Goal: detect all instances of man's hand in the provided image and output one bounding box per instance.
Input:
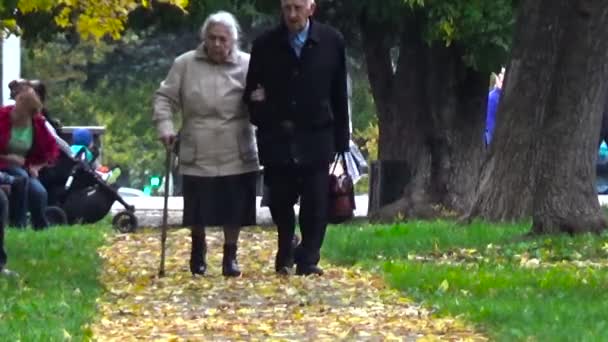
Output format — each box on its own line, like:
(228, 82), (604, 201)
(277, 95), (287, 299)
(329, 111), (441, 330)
(250, 84), (266, 102)
(160, 134), (176, 148)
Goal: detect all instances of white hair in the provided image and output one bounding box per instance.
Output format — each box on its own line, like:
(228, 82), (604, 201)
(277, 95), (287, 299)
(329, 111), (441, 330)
(200, 11), (241, 52)
(281, 0), (315, 5)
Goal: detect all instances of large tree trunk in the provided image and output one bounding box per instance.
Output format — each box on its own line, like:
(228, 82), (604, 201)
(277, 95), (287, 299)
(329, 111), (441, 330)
(469, 0), (608, 234)
(361, 12), (486, 221)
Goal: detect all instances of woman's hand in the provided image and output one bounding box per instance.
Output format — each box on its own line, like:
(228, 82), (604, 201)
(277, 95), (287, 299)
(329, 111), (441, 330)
(1, 154), (25, 166)
(28, 165), (44, 178)
(15, 87), (42, 116)
(160, 134), (176, 148)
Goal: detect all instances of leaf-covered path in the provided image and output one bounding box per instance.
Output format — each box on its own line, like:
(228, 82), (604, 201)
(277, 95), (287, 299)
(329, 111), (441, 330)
(92, 228), (485, 341)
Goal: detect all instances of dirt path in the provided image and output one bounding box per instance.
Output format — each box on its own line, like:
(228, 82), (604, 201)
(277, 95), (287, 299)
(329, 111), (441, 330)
(92, 228), (485, 341)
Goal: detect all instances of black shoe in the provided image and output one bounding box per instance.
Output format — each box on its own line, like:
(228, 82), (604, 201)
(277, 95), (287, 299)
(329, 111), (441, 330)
(275, 251), (294, 274)
(274, 234), (301, 274)
(276, 265), (292, 276)
(295, 264), (324, 276)
(190, 262), (207, 276)
(222, 244), (241, 277)
(190, 237), (206, 276)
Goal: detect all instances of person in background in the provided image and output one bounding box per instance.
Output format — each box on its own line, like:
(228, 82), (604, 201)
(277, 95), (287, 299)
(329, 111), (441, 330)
(153, 11), (260, 277)
(485, 67), (505, 146)
(9, 79), (71, 154)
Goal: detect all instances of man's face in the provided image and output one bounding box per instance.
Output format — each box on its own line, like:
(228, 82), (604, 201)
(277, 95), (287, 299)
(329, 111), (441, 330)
(205, 23), (234, 64)
(281, 0), (315, 33)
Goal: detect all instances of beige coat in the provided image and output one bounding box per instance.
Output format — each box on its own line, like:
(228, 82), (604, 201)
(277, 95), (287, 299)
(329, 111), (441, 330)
(153, 45), (260, 177)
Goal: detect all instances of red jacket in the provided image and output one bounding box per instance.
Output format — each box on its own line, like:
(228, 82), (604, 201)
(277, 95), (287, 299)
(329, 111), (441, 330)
(0, 105), (59, 169)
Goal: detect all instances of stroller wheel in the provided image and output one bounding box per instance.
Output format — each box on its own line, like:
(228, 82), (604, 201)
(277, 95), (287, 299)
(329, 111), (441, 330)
(112, 211), (138, 233)
(45, 206), (68, 226)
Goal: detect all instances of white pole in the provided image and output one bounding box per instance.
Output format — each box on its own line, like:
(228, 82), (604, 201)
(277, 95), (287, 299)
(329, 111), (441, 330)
(2, 34), (21, 106)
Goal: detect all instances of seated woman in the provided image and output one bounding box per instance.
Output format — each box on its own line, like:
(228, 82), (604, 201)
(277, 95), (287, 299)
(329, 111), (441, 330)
(9, 79), (71, 155)
(0, 86), (59, 229)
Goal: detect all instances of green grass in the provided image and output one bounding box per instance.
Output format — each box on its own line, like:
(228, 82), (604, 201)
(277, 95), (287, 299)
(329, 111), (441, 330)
(323, 221), (608, 341)
(0, 224), (108, 340)
(323, 220), (528, 264)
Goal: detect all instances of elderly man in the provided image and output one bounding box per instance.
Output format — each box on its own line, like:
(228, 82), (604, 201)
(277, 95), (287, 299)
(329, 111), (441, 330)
(245, 0), (349, 276)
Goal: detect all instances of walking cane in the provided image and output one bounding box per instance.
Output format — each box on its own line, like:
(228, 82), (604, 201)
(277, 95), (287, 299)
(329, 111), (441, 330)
(158, 144), (172, 277)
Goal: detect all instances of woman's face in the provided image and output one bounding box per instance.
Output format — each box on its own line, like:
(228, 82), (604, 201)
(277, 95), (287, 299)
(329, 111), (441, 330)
(205, 23), (234, 64)
(9, 79), (30, 100)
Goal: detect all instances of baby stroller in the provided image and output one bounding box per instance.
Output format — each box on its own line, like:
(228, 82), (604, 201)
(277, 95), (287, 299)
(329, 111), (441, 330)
(38, 149), (138, 233)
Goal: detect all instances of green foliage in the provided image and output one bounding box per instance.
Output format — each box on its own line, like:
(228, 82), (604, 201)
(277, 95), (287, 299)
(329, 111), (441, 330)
(350, 70), (378, 161)
(354, 175), (369, 195)
(333, 0), (513, 72)
(422, 0), (514, 71)
(1, 0), (189, 40)
(350, 72), (376, 134)
(0, 224), (108, 340)
(46, 79), (164, 188)
(22, 34), (115, 84)
(354, 121), (378, 161)
(324, 221), (608, 341)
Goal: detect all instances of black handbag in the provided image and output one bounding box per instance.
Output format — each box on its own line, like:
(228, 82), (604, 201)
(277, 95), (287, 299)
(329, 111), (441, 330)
(328, 153), (356, 224)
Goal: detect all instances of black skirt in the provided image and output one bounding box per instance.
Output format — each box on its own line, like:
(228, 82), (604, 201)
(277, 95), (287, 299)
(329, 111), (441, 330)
(182, 171), (258, 227)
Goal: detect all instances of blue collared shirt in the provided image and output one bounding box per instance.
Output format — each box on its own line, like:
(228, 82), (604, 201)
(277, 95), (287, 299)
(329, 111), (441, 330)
(290, 20), (310, 58)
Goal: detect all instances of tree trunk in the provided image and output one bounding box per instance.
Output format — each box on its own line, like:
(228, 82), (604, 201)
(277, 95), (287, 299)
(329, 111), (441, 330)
(425, 46), (487, 214)
(469, 0), (608, 234)
(361, 11), (487, 221)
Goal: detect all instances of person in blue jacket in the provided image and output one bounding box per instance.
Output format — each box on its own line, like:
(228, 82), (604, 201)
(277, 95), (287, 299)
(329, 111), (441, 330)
(485, 67), (505, 146)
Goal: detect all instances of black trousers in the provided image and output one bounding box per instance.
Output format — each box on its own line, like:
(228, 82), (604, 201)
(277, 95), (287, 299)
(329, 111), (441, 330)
(0, 189), (9, 269)
(264, 163), (329, 266)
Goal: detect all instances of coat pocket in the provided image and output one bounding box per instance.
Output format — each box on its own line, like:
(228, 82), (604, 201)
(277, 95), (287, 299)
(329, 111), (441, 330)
(237, 126), (258, 162)
(179, 135), (197, 164)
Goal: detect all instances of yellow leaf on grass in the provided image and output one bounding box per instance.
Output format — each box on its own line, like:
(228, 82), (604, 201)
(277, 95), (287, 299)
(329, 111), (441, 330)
(63, 329), (72, 341)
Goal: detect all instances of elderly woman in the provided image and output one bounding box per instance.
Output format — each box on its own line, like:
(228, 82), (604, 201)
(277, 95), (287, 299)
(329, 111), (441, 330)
(153, 11), (259, 277)
(0, 86), (58, 230)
